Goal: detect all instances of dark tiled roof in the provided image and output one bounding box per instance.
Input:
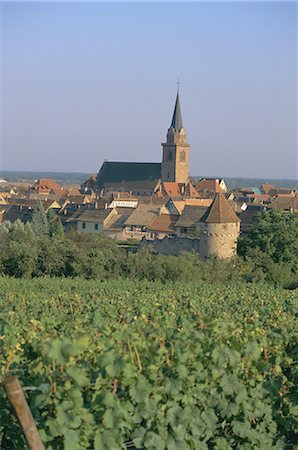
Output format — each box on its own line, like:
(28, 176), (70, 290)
(238, 205), (264, 224)
(134, 196), (167, 206)
(66, 208), (112, 223)
(269, 196), (298, 211)
(175, 205), (208, 228)
(4, 205), (34, 223)
(124, 204), (160, 227)
(171, 92), (183, 131)
(103, 179), (160, 191)
(200, 193), (241, 223)
(106, 207), (135, 230)
(96, 162), (161, 189)
(8, 198), (36, 208)
(268, 188), (296, 196)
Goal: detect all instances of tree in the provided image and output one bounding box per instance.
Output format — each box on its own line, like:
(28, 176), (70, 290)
(47, 209), (64, 239)
(238, 209), (298, 287)
(31, 201), (49, 237)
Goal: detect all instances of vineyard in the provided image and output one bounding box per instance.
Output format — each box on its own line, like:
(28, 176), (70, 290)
(0, 277), (297, 449)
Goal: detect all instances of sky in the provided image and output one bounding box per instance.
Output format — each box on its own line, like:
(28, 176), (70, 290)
(0, 1), (297, 179)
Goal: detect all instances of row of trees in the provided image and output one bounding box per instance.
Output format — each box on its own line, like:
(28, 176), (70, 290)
(0, 207), (297, 288)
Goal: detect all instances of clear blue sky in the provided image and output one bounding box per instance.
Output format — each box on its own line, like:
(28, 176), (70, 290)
(1, 1), (297, 179)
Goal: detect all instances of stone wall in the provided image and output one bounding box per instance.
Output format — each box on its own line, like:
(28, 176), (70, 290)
(139, 236), (200, 255)
(199, 222), (240, 259)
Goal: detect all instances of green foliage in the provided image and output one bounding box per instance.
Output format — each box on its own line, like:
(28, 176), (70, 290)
(0, 208), (297, 288)
(0, 220), (37, 277)
(31, 201), (49, 237)
(0, 279), (297, 449)
(48, 209), (64, 239)
(238, 209), (298, 288)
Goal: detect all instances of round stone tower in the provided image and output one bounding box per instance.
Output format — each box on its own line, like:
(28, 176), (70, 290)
(199, 193), (241, 259)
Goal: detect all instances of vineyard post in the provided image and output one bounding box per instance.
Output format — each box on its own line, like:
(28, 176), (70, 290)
(3, 376), (45, 450)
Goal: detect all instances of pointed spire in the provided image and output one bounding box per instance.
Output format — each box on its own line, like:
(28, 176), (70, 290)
(170, 92), (183, 131)
(200, 193), (241, 224)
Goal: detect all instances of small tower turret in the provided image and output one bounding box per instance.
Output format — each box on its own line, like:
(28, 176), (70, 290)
(199, 193), (241, 259)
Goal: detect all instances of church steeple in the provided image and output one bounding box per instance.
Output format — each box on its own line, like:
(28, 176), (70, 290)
(170, 92), (183, 131)
(161, 89), (190, 184)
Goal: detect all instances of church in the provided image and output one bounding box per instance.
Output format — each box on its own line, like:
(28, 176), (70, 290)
(94, 91), (194, 195)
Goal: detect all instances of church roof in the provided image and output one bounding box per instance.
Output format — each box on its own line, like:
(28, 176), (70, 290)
(200, 192), (240, 224)
(170, 92), (183, 131)
(96, 161), (161, 189)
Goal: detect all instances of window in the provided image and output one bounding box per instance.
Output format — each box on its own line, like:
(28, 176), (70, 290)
(94, 223), (99, 230)
(168, 172), (170, 179)
(179, 150), (186, 162)
(82, 222), (86, 229)
(168, 151), (173, 161)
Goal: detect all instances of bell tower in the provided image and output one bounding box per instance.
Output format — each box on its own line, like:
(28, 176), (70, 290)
(161, 90), (190, 184)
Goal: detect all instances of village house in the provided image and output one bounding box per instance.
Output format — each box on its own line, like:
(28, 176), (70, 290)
(123, 204), (162, 240)
(147, 214), (179, 240)
(65, 208), (118, 234)
(195, 178), (228, 195)
(0, 195), (8, 206)
(268, 195), (298, 212)
(80, 175), (97, 194)
(160, 182), (200, 198)
(2, 205), (34, 224)
(108, 196), (139, 209)
(8, 197), (61, 213)
(104, 207), (136, 240)
(30, 178), (65, 196)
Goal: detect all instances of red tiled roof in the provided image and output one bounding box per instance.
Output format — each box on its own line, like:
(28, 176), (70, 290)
(184, 183), (200, 197)
(148, 214), (179, 233)
(161, 182), (200, 198)
(261, 183), (275, 194)
(253, 194), (271, 202)
(161, 182), (181, 197)
(195, 179), (223, 193)
(31, 178), (63, 194)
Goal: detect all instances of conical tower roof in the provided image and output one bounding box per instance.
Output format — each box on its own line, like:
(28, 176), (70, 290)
(170, 92), (183, 131)
(200, 192), (240, 223)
